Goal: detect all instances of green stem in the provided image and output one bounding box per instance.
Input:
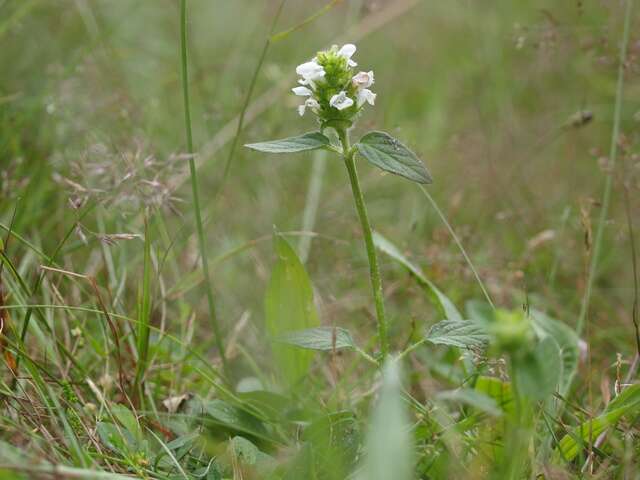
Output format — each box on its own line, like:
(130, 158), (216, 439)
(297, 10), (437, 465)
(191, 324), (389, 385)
(338, 128), (388, 361)
(576, 0), (633, 336)
(179, 0), (229, 379)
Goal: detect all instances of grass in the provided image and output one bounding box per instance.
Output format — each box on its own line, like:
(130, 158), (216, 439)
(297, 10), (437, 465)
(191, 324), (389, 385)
(1, 0), (640, 479)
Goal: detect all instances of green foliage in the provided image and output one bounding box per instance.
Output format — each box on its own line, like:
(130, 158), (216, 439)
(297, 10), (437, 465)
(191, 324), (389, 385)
(264, 234), (320, 387)
(245, 132), (331, 153)
(276, 326), (355, 351)
(373, 231), (462, 321)
(554, 384), (640, 462)
(425, 319), (489, 348)
(1, 1), (638, 479)
(355, 359), (414, 480)
(355, 131), (432, 184)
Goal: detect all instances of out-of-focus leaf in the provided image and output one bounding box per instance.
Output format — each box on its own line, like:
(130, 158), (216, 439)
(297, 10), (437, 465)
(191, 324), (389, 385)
(276, 326), (355, 351)
(111, 404), (141, 442)
(355, 131), (432, 184)
(426, 320), (489, 349)
(204, 399), (270, 442)
(245, 132), (330, 153)
(554, 384), (640, 462)
(264, 234), (320, 386)
(512, 336), (561, 401)
(474, 376), (514, 416)
(530, 309), (580, 396)
(96, 422), (134, 455)
(355, 358), (414, 480)
(436, 388), (502, 417)
(374, 232), (462, 321)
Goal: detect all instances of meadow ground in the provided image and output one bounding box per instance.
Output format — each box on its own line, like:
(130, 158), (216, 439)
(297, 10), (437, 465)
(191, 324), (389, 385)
(1, 1), (640, 478)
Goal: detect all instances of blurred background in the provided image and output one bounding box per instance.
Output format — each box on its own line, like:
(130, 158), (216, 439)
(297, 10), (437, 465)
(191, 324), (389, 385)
(1, 0), (639, 373)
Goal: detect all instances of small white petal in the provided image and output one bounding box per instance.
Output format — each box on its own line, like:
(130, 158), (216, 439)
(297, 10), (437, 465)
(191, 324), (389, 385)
(347, 59), (357, 67)
(305, 98), (320, 110)
(296, 61), (326, 82)
(329, 91), (354, 111)
(352, 70), (374, 89)
(357, 88), (376, 107)
(298, 98), (320, 116)
(338, 43), (356, 59)
(292, 86), (313, 96)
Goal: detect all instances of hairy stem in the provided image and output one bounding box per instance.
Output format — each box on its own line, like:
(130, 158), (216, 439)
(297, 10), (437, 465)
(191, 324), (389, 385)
(338, 128), (388, 360)
(180, 0), (229, 379)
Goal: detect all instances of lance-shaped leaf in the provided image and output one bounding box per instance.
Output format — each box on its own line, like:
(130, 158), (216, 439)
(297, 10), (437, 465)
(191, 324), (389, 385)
(276, 326), (355, 351)
(373, 232), (462, 321)
(264, 235), (320, 387)
(245, 132), (331, 153)
(554, 384), (640, 462)
(355, 131), (432, 184)
(425, 319), (489, 349)
(355, 358), (414, 480)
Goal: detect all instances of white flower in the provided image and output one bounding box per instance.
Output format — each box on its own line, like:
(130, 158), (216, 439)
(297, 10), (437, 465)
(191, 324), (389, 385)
(337, 43), (357, 67)
(298, 98), (320, 116)
(296, 60), (325, 84)
(292, 86), (313, 96)
(352, 70), (374, 89)
(356, 88), (376, 107)
(329, 91), (354, 110)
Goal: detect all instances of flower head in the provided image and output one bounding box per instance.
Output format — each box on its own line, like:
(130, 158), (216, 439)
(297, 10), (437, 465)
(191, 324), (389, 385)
(292, 43), (376, 126)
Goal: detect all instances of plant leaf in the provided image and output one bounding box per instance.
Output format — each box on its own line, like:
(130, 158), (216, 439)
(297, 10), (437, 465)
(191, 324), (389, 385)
(264, 234), (320, 387)
(474, 376), (514, 416)
(554, 384), (640, 462)
(276, 326), (355, 351)
(374, 232), (462, 321)
(530, 309), (580, 397)
(426, 320), (489, 349)
(355, 131), (432, 184)
(245, 132), (331, 153)
(436, 388), (502, 417)
(204, 399), (270, 442)
(355, 358), (414, 480)
(512, 336), (561, 401)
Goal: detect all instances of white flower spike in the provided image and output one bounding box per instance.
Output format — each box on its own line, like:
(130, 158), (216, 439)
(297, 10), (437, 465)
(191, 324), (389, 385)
(298, 98), (320, 116)
(352, 71), (374, 89)
(357, 88), (376, 107)
(337, 44), (357, 67)
(330, 91), (354, 111)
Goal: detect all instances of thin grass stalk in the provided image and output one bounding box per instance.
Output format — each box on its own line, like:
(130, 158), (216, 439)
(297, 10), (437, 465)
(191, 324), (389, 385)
(576, 0), (633, 336)
(179, 0), (229, 379)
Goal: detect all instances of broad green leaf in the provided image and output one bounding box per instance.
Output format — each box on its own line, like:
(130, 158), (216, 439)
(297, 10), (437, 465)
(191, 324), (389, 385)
(355, 131), (432, 184)
(96, 422), (135, 455)
(426, 320), (489, 349)
(436, 388), (502, 417)
(276, 326), (355, 351)
(530, 309), (580, 397)
(512, 336), (561, 401)
(303, 411), (361, 479)
(554, 384), (640, 462)
(373, 232), (462, 321)
(111, 404), (141, 442)
(474, 376), (514, 416)
(264, 235), (320, 386)
(204, 399), (270, 442)
(229, 436), (275, 469)
(245, 132), (330, 153)
(356, 359), (414, 480)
